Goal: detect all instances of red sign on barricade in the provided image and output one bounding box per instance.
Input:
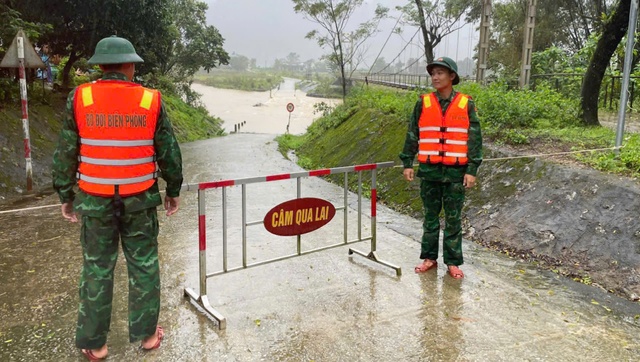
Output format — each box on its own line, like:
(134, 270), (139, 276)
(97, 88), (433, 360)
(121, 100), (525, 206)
(263, 197), (336, 236)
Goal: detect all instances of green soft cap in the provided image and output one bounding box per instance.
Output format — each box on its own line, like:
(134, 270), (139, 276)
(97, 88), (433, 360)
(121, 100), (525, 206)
(426, 56), (460, 85)
(87, 35), (144, 65)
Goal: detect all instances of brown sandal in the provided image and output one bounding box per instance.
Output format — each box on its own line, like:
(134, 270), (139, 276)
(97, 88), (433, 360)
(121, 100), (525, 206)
(447, 265), (464, 279)
(414, 260), (438, 274)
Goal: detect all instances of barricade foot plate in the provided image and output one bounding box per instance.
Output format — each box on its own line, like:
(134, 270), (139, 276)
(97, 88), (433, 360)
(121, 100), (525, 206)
(184, 288), (227, 330)
(348, 248), (402, 276)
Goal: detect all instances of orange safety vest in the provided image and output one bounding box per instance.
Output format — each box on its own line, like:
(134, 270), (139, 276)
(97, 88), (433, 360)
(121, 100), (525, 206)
(74, 80), (160, 197)
(417, 92), (470, 166)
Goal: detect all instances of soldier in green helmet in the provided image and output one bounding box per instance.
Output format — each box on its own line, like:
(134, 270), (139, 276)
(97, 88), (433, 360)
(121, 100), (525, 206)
(399, 56), (483, 279)
(52, 35), (183, 360)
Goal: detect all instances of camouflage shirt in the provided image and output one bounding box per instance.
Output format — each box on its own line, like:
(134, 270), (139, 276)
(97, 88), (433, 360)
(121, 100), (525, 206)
(399, 90), (483, 182)
(52, 72), (183, 216)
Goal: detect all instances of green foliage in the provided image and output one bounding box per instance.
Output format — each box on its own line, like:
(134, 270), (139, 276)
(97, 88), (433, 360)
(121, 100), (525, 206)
(306, 102), (358, 138)
(457, 82), (580, 144)
(346, 86), (417, 115)
(158, 0), (230, 78)
(0, 5), (50, 57)
(229, 55), (250, 72)
(532, 46), (571, 75)
(4, 0), (228, 92)
(275, 134), (307, 159)
(52, 57), (99, 87)
(140, 73), (178, 97)
(575, 133), (640, 177)
(312, 101), (335, 117)
(306, 76), (345, 98)
(162, 93), (225, 142)
(305, 83), (580, 149)
(193, 71), (282, 92)
(0, 79), (19, 103)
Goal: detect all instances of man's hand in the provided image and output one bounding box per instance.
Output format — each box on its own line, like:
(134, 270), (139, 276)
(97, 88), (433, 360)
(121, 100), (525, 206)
(463, 174), (476, 189)
(403, 168), (414, 181)
(61, 202), (78, 223)
(164, 196), (180, 216)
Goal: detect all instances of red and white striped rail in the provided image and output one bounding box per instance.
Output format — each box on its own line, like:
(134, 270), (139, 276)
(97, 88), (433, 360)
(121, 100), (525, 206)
(182, 163), (390, 191)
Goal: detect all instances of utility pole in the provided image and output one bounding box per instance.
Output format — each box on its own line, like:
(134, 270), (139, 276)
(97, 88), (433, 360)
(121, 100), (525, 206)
(519, 0), (537, 88)
(615, 0), (640, 154)
(476, 0), (492, 84)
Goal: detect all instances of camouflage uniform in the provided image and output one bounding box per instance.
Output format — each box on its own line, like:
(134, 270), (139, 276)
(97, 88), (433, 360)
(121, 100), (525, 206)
(52, 72), (183, 349)
(399, 90), (482, 266)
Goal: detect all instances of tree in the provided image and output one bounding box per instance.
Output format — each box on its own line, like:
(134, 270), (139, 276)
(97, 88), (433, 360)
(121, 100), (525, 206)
(293, 0), (388, 100)
(6, 0), (175, 88)
(370, 56), (388, 73)
(580, 0), (631, 126)
(558, 0), (611, 51)
(0, 4), (50, 56)
(4, 0), (228, 89)
(472, 0), (612, 80)
(286, 52), (301, 66)
(484, 0), (572, 79)
(398, 0), (475, 65)
(156, 0), (229, 79)
(229, 54), (250, 71)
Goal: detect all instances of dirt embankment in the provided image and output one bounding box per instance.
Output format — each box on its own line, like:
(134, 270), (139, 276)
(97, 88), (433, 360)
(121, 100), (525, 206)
(465, 146), (640, 300)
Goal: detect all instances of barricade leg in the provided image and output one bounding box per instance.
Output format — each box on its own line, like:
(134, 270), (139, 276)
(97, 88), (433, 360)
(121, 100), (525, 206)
(349, 169), (402, 276)
(184, 188), (227, 329)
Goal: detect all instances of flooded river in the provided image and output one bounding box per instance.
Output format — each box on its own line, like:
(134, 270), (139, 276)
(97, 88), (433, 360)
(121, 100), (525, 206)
(1, 81), (640, 361)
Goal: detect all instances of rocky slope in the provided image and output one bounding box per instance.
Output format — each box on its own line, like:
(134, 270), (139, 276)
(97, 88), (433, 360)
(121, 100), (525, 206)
(466, 147), (640, 300)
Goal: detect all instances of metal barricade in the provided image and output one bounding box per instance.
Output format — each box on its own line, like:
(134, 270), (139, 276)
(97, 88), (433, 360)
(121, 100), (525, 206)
(182, 162), (401, 329)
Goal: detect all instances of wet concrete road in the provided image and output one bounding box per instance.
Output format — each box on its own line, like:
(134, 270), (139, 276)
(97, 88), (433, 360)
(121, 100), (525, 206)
(2, 84), (640, 361)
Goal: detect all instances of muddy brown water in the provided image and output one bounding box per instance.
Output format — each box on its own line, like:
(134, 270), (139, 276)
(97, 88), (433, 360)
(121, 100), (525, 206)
(1, 82), (640, 361)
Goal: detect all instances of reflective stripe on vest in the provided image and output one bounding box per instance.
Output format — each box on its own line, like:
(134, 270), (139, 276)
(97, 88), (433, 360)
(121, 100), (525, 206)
(419, 126), (467, 133)
(419, 139), (468, 145)
(74, 80), (160, 197)
(79, 155), (155, 166)
(76, 172), (158, 185)
(419, 151), (467, 157)
(417, 92), (470, 165)
(80, 138), (154, 147)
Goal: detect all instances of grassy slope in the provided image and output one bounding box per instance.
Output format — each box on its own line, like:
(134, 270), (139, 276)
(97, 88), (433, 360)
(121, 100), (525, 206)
(296, 105), (423, 219)
(294, 83), (640, 219)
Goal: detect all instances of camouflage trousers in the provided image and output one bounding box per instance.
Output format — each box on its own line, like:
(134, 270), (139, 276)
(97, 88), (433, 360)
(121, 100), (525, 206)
(419, 179), (465, 266)
(75, 207), (160, 349)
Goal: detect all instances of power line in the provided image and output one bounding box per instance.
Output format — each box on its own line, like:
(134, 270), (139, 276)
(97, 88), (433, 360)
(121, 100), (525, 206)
(372, 28), (421, 75)
(367, 15), (403, 76)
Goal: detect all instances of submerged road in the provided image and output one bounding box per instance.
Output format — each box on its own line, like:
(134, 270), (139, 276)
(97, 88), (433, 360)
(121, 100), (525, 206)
(1, 82), (640, 361)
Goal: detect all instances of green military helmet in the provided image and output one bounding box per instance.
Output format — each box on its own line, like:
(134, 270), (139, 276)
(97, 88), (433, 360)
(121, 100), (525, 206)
(87, 35), (144, 65)
(426, 56), (460, 85)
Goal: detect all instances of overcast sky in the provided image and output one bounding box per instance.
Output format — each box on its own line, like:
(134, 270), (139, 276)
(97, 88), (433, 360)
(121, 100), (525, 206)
(204, 0), (477, 69)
